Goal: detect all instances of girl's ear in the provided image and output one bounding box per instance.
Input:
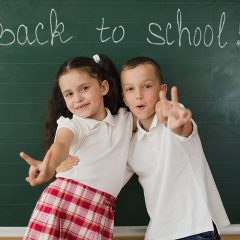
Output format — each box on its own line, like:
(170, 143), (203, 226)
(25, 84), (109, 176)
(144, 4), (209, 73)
(101, 80), (109, 96)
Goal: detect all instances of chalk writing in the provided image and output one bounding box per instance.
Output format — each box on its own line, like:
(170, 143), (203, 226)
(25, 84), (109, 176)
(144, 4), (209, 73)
(147, 9), (227, 48)
(0, 9), (73, 46)
(96, 18), (125, 43)
(236, 24), (240, 47)
(0, 8), (238, 49)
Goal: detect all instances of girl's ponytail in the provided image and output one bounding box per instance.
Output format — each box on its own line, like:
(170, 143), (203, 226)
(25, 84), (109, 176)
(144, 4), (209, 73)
(97, 54), (124, 114)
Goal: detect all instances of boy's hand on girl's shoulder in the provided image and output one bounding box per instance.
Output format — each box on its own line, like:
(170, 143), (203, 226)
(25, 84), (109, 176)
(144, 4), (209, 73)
(56, 155), (79, 173)
(20, 150), (54, 186)
(155, 86), (193, 137)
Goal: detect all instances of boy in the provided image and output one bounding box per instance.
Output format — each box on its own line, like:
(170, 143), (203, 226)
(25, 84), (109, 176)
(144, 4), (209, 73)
(121, 57), (229, 239)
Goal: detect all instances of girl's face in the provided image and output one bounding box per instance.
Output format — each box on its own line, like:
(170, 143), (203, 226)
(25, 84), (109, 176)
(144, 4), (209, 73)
(59, 69), (109, 120)
(121, 63), (164, 131)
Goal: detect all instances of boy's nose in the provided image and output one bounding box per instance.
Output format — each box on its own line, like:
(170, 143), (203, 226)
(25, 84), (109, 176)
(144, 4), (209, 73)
(135, 90), (143, 100)
(136, 96), (143, 100)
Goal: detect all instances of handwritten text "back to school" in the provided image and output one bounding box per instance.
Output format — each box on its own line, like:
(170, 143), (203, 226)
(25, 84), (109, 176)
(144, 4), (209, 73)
(0, 8), (236, 48)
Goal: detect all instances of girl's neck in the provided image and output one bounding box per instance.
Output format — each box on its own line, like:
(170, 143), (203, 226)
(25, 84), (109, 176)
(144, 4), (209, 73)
(91, 107), (107, 121)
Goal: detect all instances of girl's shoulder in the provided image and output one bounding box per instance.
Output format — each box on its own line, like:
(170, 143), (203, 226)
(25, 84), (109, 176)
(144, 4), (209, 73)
(56, 116), (87, 148)
(56, 116), (85, 134)
(112, 108), (133, 127)
(57, 116), (73, 126)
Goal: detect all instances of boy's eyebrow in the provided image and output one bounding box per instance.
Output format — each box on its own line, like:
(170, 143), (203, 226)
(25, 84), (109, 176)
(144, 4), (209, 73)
(142, 78), (155, 82)
(122, 83), (132, 86)
(123, 78), (154, 85)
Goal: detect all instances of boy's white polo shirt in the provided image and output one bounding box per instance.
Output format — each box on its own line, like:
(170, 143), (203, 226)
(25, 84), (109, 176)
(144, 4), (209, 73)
(56, 108), (133, 197)
(127, 115), (230, 239)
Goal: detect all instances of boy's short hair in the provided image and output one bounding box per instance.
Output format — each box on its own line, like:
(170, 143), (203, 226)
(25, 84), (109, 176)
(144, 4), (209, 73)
(121, 56), (164, 83)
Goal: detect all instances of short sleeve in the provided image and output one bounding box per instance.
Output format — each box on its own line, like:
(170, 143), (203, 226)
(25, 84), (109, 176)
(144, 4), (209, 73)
(55, 117), (79, 152)
(56, 117), (77, 136)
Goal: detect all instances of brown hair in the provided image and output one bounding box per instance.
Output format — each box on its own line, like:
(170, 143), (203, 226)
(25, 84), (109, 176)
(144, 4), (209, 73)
(121, 56), (164, 83)
(44, 54), (123, 152)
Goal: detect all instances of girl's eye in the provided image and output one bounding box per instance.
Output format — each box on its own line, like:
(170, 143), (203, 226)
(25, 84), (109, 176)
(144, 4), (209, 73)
(65, 92), (73, 98)
(81, 86), (89, 92)
(125, 87), (134, 92)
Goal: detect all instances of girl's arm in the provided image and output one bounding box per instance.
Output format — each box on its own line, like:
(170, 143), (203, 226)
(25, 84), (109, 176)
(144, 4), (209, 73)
(20, 128), (74, 186)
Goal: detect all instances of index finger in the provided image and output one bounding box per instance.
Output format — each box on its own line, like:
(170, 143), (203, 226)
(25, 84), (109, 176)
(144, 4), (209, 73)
(20, 152), (37, 166)
(159, 86), (169, 106)
(171, 86), (179, 106)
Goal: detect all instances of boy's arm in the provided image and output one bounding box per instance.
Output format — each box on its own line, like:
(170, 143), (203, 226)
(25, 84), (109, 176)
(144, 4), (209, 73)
(56, 155), (79, 173)
(20, 128), (74, 186)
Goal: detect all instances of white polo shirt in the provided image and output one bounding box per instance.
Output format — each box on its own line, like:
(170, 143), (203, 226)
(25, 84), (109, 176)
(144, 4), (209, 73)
(125, 115), (230, 239)
(56, 108), (133, 197)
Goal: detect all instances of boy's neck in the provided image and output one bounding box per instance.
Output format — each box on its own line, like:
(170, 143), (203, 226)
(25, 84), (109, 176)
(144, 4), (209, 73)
(139, 115), (155, 132)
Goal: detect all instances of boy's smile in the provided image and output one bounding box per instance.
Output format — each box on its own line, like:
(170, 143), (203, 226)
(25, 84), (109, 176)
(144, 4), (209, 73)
(121, 63), (163, 131)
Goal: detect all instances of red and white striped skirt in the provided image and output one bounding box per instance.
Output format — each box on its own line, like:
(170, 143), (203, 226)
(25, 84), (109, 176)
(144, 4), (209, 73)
(24, 177), (116, 240)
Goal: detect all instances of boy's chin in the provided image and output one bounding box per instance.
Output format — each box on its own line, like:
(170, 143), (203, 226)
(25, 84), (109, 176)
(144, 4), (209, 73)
(134, 112), (155, 122)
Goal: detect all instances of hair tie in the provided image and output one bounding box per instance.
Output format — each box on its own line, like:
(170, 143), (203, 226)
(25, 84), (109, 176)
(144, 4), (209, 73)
(93, 54), (101, 64)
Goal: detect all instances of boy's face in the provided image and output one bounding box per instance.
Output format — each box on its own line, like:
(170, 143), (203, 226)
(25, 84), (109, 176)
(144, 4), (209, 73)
(121, 63), (163, 129)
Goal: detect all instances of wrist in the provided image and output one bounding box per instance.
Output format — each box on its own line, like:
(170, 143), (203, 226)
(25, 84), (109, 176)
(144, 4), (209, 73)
(181, 121), (193, 137)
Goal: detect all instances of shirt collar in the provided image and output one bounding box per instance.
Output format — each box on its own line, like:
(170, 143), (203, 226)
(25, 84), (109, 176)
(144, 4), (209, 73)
(136, 114), (159, 140)
(73, 108), (114, 129)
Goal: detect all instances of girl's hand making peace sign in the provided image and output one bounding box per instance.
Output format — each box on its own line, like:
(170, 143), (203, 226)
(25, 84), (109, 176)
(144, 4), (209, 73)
(20, 150), (53, 186)
(155, 86), (193, 137)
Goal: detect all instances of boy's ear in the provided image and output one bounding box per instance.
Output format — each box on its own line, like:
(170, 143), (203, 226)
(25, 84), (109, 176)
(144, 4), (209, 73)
(160, 84), (167, 96)
(101, 80), (109, 96)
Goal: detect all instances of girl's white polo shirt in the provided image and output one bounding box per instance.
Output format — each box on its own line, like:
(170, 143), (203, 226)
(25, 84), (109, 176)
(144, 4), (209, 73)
(56, 108), (132, 197)
(126, 115), (230, 239)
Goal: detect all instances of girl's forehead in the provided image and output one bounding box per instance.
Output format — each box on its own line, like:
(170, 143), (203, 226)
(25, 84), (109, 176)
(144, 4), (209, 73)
(60, 69), (94, 81)
(59, 70), (97, 87)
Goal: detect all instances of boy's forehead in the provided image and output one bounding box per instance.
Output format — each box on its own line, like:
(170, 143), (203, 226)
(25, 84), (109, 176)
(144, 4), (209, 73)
(121, 63), (157, 81)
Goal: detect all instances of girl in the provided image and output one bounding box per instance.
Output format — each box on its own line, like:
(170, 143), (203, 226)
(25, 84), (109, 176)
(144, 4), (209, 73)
(20, 54), (133, 239)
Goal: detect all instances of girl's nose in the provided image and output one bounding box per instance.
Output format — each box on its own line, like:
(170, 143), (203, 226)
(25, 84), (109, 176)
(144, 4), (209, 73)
(75, 93), (84, 102)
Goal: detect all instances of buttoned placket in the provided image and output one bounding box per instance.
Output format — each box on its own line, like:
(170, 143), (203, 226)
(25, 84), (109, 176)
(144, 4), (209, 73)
(100, 122), (111, 146)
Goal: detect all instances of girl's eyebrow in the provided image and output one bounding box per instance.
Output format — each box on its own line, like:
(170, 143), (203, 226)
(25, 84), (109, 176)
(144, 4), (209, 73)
(62, 82), (90, 94)
(62, 89), (71, 95)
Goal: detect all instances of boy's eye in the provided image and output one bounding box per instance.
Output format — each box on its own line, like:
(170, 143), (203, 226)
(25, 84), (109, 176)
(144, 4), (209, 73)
(144, 84), (152, 89)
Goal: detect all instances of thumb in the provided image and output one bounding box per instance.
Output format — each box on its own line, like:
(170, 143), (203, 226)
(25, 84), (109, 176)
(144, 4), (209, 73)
(42, 150), (52, 168)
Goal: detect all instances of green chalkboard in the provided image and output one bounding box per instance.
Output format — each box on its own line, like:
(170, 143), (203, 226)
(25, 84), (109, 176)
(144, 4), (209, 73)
(0, 0), (239, 227)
